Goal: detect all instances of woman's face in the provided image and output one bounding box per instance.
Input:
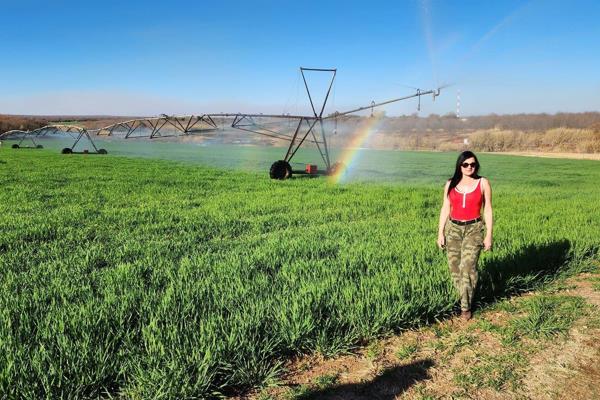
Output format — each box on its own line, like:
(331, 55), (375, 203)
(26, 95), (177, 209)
(460, 157), (477, 177)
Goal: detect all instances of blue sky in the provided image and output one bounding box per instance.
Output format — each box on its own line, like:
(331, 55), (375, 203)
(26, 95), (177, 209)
(1, 0), (599, 116)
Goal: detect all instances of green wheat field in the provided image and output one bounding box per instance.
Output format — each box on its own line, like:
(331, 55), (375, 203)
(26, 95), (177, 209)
(1, 146), (599, 398)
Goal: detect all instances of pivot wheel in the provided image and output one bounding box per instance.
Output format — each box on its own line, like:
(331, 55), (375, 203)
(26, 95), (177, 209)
(98, 149), (108, 154)
(269, 160), (292, 180)
(36, 144), (43, 149)
(61, 147), (73, 154)
(11, 144), (19, 149)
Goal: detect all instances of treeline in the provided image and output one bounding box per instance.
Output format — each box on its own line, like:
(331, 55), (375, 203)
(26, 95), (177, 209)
(4, 112), (600, 135)
(386, 127), (600, 153)
(469, 127), (600, 153)
(336, 112), (600, 133)
(0, 115), (49, 133)
(463, 112), (600, 131)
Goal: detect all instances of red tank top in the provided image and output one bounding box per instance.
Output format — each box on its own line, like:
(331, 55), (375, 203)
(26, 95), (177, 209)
(449, 179), (483, 220)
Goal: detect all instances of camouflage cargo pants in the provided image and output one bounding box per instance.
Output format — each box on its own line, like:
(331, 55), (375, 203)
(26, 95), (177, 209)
(444, 220), (484, 311)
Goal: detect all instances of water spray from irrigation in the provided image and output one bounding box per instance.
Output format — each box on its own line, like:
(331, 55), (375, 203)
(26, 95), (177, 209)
(1, 67), (443, 180)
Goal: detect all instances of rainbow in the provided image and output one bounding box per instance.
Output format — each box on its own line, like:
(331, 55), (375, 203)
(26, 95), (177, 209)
(329, 113), (385, 183)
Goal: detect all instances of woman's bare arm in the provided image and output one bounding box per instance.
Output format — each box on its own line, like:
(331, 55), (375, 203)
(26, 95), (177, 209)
(437, 181), (451, 249)
(482, 178), (493, 251)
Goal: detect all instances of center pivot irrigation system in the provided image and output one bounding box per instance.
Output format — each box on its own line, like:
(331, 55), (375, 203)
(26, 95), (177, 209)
(1, 68), (442, 179)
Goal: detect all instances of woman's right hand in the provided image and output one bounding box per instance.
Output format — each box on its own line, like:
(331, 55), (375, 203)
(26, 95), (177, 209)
(437, 233), (446, 249)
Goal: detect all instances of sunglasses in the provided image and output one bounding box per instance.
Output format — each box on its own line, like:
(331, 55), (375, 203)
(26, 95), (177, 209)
(461, 162), (477, 168)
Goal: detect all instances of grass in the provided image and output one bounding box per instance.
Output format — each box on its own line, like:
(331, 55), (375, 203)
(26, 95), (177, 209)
(282, 375), (340, 400)
(429, 339), (447, 353)
(312, 373), (339, 390)
(471, 318), (503, 334)
(0, 148), (599, 398)
(431, 323), (452, 339)
(451, 333), (476, 351)
(510, 295), (585, 339)
(283, 385), (312, 400)
(586, 305), (600, 329)
(452, 291), (590, 395)
(413, 383), (438, 400)
(395, 341), (419, 360)
(366, 341), (385, 360)
(454, 350), (527, 391)
(589, 276), (600, 291)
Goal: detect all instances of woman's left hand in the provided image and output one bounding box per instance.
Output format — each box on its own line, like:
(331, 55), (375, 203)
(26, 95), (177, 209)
(483, 236), (493, 251)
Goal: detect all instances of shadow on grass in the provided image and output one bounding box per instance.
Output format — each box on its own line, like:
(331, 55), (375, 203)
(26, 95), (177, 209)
(476, 239), (573, 307)
(294, 358), (434, 400)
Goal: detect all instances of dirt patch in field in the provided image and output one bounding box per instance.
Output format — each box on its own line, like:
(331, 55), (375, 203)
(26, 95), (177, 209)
(524, 274), (600, 400)
(238, 269), (600, 400)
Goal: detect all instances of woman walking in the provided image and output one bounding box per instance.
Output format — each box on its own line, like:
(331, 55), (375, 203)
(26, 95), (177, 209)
(437, 151), (493, 320)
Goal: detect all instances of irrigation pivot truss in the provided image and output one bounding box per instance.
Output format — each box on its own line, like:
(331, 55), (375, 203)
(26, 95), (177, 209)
(1, 124), (107, 154)
(0, 67), (442, 179)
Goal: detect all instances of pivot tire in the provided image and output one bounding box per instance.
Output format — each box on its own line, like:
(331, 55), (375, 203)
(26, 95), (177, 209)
(36, 144), (43, 149)
(269, 160), (292, 180)
(61, 147), (73, 154)
(11, 144), (19, 149)
(98, 149), (108, 154)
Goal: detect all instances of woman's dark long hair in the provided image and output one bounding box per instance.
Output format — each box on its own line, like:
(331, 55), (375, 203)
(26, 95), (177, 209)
(447, 151), (481, 196)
